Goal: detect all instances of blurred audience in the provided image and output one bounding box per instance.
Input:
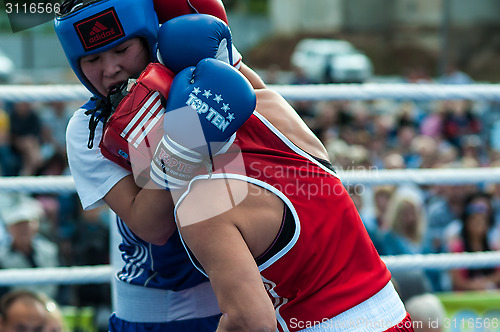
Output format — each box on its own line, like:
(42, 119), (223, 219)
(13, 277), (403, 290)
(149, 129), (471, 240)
(0, 195), (60, 300)
(440, 100), (481, 149)
(1, 68), (500, 330)
(0, 102), (18, 177)
(9, 102), (43, 176)
(405, 293), (446, 332)
(407, 135), (439, 168)
(39, 101), (71, 158)
(439, 63), (474, 85)
(39, 293), (68, 332)
(377, 187), (427, 255)
(447, 191), (500, 291)
(0, 289), (48, 332)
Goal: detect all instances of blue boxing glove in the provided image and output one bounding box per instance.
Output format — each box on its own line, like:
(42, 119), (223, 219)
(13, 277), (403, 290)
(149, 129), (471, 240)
(157, 13), (242, 74)
(150, 58), (255, 190)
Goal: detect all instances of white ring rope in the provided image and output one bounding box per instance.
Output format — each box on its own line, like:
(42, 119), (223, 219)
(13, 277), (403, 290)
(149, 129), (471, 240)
(0, 265), (113, 285)
(0, 252), (498, 285)
(1, 83), (499, 286)
(0, 85), (91, 102)
(0, 169), (499, 285)
(0, 176), (75, 194)
(271, 83), (500, 101)
(382, 252), (500, 271)
(337, 167), (500, 186)
(0, 168), (499, 195)
(3, 83), (500, 102)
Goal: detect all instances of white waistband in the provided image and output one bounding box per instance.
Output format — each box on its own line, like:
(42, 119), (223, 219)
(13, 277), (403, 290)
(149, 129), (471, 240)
(113, 276), (221, 323)
(298, 281), (406, 332)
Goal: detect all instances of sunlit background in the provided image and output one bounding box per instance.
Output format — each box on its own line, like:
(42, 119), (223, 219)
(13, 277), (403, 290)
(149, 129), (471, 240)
(1, 1), (500, 332)
(2, 0), (500, 84)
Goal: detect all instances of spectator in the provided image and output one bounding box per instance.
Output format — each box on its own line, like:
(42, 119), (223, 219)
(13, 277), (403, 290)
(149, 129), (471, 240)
(423, 163), (480, 292)
(0, 193), (14, 249)
(435, 143), (459, 166)
(370, 114), (396, 168)
(448, 192), (500, 291)
(310, 101), (341, 143)
(407, 135), (439, 169)
(370, 186), (396, 231)
(405, 293), (446, 332)
(344, 144), (372, 170)
(486, 174), (500, 249)
(460, 134), (487, 166)
(0, 289), (48, 332)
(8, 102), (43, 176)
(0, 195), (60, 300)
(264, 64), (281, 85)
(375, 187), (432, 301)
(39, 101), (71, 157)
(439, 63), (474, 85)
(325, 138), (349, 169)
(392, 125), (418, 164)
(361, 185), (395, 254)
(70, 206), (111, 326)
(425, 182), (469, 255)
(378, 187), (427, 255)
(31, 102), (72, 241)
(441, 100), (481, 149)
(383, 152), (406, 169)
(420, 104), (445, 140)
(0, 103), (18, 176)
(403, 65), (433, 84)
(39, 293), (68, 332)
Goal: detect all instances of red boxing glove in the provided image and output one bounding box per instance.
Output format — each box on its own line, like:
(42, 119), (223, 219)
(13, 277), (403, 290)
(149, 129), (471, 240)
(153, 0), (228, 24)
(99, 63), (175, 184)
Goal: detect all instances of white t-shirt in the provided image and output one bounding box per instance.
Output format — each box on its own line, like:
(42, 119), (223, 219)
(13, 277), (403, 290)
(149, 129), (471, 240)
(66, 106), (130, 210)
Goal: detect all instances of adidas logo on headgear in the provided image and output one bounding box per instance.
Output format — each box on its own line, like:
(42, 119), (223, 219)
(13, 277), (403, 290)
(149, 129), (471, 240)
(90, 21), (107, 35)
(73, 8), (125, 52)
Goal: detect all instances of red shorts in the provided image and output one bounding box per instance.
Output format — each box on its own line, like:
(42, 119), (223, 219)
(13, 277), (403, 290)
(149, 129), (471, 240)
(384, 312), (414, 332)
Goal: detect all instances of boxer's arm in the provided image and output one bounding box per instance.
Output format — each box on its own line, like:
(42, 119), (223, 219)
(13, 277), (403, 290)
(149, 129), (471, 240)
(96, 63), (177, 245)
(240, 62), (267, 89)
(103, 175), (176, 245)
(177, 180), (277, 332)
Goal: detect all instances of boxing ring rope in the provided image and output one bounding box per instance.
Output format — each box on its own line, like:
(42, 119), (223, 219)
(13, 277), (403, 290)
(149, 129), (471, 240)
(1, 83), (500, 285)
(3, 83), (500, 102)
(1, 167), (500, 194)
(0, 252), (498, 285)
(0, 169), (500, 284)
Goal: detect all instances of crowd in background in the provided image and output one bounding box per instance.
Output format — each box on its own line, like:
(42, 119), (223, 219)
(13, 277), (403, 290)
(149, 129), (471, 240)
(0, 66), (499, 330)
(271, 65), (500, 298)
(0, 99), (110, 330)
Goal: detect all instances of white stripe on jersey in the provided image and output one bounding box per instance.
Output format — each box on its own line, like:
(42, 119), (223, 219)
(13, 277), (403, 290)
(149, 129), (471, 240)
(262, 275), (289, 332)
(116, 217), (149, 283)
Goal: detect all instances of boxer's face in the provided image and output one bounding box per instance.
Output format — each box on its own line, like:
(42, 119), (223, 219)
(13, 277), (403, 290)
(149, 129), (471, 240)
(80, 37), (149, 97)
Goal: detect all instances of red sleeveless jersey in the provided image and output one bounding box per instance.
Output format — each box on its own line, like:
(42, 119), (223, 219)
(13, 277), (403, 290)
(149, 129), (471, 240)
(181, 112), (392, 332)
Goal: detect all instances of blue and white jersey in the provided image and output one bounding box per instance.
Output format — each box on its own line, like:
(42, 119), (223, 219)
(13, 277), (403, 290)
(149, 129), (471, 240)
(115, 217), (208, 290)
(66, 98), (208, 290)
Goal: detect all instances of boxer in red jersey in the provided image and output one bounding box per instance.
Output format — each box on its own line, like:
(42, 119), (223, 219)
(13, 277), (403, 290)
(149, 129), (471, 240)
(174, 89), (415, 332)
